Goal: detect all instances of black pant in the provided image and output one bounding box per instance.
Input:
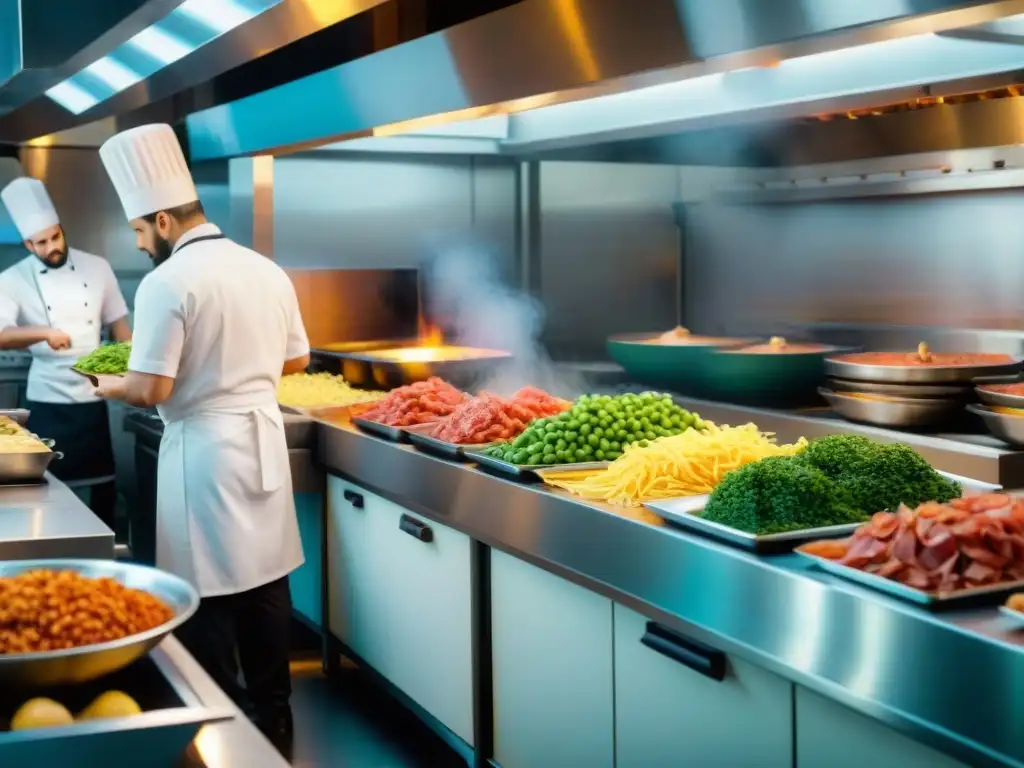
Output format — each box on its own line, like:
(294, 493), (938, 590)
(175, 576), (293, 720)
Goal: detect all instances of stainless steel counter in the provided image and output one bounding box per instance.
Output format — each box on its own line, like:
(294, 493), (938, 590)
(319, 421), (1024, 768)
(0, 475), (114, 560)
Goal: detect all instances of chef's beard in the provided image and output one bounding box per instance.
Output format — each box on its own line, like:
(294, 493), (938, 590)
(35, 244), (68, 269)
(146, 235), (174, 268)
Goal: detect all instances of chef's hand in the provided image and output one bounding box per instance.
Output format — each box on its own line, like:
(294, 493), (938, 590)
(94, 378), (127, 401)
(45, 329), (72, 350)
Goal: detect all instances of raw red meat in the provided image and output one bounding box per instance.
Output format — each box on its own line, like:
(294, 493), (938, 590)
(357, 377), (468, 427)
(430, 387), (570, 445)
(803, 494), (1024, 594)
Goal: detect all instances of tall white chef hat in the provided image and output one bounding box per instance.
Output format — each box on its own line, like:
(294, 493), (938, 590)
(0, 177), (60, 241)
(99, 123), (198, 221)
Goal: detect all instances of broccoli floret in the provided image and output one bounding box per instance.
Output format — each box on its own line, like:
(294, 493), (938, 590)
(702, 455), (864, 535)
(797, 434), (880, 478)
(835, 442), (961, 513)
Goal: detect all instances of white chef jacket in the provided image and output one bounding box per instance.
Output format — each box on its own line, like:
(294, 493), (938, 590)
(129, 223), (310, 597)
(0, 249), (129, 403)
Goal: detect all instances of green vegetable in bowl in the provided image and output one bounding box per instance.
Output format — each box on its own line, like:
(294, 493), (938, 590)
(484, 392), (705, 467)
(75, 342), (132, 375)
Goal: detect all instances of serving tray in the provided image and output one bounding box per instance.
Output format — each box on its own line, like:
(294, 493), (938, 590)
(796, 547), (1024, 607)
(464, 449), (609, 480)
(405, 425), (499, 461)
(644, 496), (862, 554)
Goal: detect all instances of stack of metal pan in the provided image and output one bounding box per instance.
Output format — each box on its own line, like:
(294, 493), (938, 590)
(970, 376), (1024, 447)
(821, 347), (1022, 429)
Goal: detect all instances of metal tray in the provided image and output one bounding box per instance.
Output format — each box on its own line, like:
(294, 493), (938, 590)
(644, 496), (862, 554)
(351, 416), (415, 443)
(796, 549), (1024, 607)
(824, 356), (1022, 384)
(0, 449), (61, 483)
(465, 449), (609, 480)
(405, 425), (498, 461)
(72, 366), (125, 387)
(967, 403), (1024, 448)
(974, 375), (1024, 408)
(819, 387), (961, 428)
(0, 559), (199, 686)
(0, 410), (30, 426)
(828, 377), (969, 398)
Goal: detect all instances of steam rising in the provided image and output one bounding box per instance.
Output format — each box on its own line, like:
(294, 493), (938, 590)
(424, 246), (583, 398)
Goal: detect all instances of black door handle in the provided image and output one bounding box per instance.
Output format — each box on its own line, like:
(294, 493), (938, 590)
(640, 622), (726, 682)
(399, 514), (433, 543)
(343, 490), (364, 509)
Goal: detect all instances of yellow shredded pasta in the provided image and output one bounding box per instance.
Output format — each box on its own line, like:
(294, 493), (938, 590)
(543, 423), (807, 507)
(277, 372), (385, 409)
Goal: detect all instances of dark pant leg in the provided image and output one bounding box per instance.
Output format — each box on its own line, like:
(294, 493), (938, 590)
(86, 479), (118, 531)
(235, 576), (293, 719)
(174, 596), (249, 714)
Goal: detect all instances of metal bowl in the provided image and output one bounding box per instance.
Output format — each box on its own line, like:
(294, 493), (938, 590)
(967, 404), (1024, 448)
(825, 356), (1022, 384)
(0, 560), (199, 687)
(818, 388), (963, 428)
(828, 377), (971, 399)
(974, 375), (1024, 409)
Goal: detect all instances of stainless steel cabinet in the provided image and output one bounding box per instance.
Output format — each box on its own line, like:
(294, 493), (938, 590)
(613, 604), (794, 768)
(325, 476), (475, 746)
(490, 549), (615, 768)
(796, 687), (969, 768)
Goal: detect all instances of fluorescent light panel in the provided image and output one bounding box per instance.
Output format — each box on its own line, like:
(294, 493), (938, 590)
(45, 0), (279, 114)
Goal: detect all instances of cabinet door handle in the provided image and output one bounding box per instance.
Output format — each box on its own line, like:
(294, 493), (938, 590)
(343, 490), (364, 509)
(640, 622), (726, 682)
(399, 514), (434, 543)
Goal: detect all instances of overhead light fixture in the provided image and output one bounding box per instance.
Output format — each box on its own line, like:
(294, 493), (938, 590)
(83, 57), (143, 91)
(45, 81), (99, 115)
(178, 0), (259, 32)
(45, 0), (283, 114)
(128, 26), (194, 65)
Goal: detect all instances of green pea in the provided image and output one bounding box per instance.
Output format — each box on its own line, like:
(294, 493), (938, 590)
(512, 450), (528, 464)
(575, 448), (587, 461)
(527, 443), (544, 455)
(579, 423), (592, 436)
(542, 453), (557, 465)
(528, 453), (543, 465)
(587, 434), (600, 447)
(565, 431), (578, 442)
(595, 449), (606, 460)
(609, 441), (621, 451)
(555, 439), (568, 451)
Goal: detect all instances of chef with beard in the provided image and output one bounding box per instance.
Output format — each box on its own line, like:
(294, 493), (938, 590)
(93, 124), (309, 752)
(0, 177), (130, 526)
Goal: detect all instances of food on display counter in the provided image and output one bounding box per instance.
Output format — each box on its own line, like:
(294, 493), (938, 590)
(10, 698), (74, 730)
(484, 392), (704, 466)
(0, 569), (173, 654)
(726, 336), (832, 354)
(74, 342), (132, 375)
(650, 326), (738, 346)
(430, 387), (569, 445)
(701, 435), (961, 535)
(277, 371), (385, 409)
(9, 691), (142, 731)
(801, 494), (1024, 591)
(357, 377), (468, 427)
(543, 423), (807, 506)
(833, 342), (1014, 368)
(1006, 593), (1024, 612)
(0, 416), (48, 453)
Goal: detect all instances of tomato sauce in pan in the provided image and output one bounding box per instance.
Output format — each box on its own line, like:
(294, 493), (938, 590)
(834, 351), (1014, 367)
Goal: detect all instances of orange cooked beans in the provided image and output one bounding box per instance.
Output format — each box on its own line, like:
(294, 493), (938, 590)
(0, 569), (174, 654)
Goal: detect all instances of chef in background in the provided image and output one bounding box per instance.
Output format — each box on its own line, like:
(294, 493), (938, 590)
(0, 178), (130, 526)
(94, 124), (309, 752)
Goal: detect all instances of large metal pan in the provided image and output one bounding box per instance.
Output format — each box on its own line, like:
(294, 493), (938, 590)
(974, 375), (1024, 409)
(819, 388), (962, 428)
(606, 331), (754, 394)
(825, 353), (1022, 384)
(0, 449), (61, 483)
(0, 560), (199, 687)
(967, 403), (1024, 448)
(312, 344), (511, 390)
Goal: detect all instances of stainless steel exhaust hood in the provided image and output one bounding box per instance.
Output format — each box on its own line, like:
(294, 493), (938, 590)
(183, 0), (1024, 161)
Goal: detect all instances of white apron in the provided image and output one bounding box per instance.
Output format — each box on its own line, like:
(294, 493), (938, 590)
(28, 259), (104, 403)
(156, 394), (304, 598)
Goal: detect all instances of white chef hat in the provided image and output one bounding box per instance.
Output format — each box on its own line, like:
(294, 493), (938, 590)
(99, 123), (198, 221)
(0, 177), (60, 240)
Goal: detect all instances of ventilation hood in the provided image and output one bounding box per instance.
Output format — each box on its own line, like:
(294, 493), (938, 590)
(182, 0), (1024, 161)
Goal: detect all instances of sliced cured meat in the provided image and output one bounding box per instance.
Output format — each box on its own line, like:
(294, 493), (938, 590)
(429, 388), (569, 445)
(359, 377), (469, 427)
(802, 494), (1024, 595)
